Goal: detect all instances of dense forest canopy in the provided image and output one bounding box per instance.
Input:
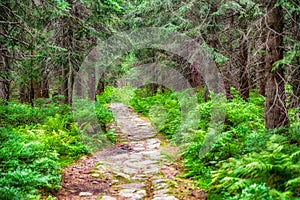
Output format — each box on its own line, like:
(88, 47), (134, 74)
(0, 0), (299, 199)
(1, 0), (299, 127)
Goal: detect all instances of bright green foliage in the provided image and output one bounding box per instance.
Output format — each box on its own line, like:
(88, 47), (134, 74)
(0, 100), (116, 199)
(95, 102), (114, 129)
(73, 98), (113, 130)
(0, 126), (60, 199)
(210, 134), (300, 199)
(226, 183), (273, 200)
(28, 114), (89, 164)
(96, 86), (115, 104)
(0, 112), (93, 199)
(130, 88), (181, 137)
(182, 95), (265, 185)
(71, 98), (116, 152)
(127, 87), (300, 199)
(0, 102), (69, 127)
(97, 86), (136, 105)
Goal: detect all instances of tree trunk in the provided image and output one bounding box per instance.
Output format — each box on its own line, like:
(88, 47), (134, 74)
(205, 2), (219, 102)
(61, 64), (69, 104)
(41, 70), (49, 98)
(68, 65), (74, 104)
(238, 36), (249, 101)
(88, 66), (96, 100)
(41, 82), (49, 98)
(265, 0), (288, 129)
(29, 78), (34, 107)
(290, 13), (300, 107)
(223, 62), (232, 100)
(258, 47), (266, 96)
(0, 43), (10, 101)
(96, 76), (105, 96)
(33, 79), (42, 99)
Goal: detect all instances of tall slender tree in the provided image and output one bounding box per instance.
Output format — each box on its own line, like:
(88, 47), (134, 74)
(265, 0), (288, 128)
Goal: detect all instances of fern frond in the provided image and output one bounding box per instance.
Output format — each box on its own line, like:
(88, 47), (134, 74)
(269, 188), (293, 199)
(291, 150), (300, 163)
(286, 176), (300, 187)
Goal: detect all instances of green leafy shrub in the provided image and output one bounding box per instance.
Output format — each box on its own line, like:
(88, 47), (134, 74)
(225, 97), (264, 131)
(0, 102), (69, 127)
(0, 127), (61, 199)
(129, 88), (181, 137)
(227, 183), (273, 200)
(0, 111), (104, 199)
(0, 83), (115, 200)
(181, 96), (265, 188)
(210, 134), (300, 199)
(73, 98), (113, 131)
(95, 101), (114, 129)
(96, 86), (115, 104)
(73, 94), (116, 152)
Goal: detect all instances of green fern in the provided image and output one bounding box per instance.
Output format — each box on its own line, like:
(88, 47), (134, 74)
(210, 134), (300, 198)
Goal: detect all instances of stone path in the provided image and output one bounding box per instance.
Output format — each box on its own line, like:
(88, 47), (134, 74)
(96, 103), (179, 200)
(56, 103), (205, 200)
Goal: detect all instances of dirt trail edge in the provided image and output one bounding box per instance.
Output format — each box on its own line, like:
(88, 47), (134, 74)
(56, 103), (206, 200)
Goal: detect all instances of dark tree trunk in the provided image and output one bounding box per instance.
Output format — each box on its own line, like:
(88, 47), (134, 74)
(19, 85), (26, 103)
(265, 0), (288, 129)
(75, 73), (83, 97)
(68, 65), (74, 104)
(33, 79), (42, 99)
(61, 64), (69, 104)
(0, 43), (10, 101)
(290, 13), (300, 107)
(205, 2), (219, 101)
(259, 52), (266, 96)
(223, 62), (232, 100)
(239, 36), (249, 101)
(58, 15), (73, 104)
(41, 69), (49, 98)
(88, 67), (96, 100)
(41, 79), (49, 98)
(0, 3), (10, 102)
(238, 15), (250, 101)
(96, 76), (105, 96)
(29, 78), (34, 107)
(259, 23), (267, 97)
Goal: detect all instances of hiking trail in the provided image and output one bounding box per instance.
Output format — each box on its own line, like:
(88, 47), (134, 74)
(56, 103), (205, 200)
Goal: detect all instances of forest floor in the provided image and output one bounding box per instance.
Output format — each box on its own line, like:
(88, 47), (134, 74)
(56, 103), (206, 200)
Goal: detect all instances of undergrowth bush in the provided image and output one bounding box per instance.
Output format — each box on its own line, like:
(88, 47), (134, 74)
(127, 87), (300, 199)
(0, 99), (116, 199)
(210, 134), (300, 199)
(73, 97), (114, 130)
(0, 127), (61, 199)
(0, 102), (69, 127)
(180, 95), (265, 188)
(130, 88), (181, 137)
(226, 183), (274, 200)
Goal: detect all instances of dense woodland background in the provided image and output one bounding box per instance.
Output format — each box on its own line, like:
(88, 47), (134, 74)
(0, 0), (300, 199)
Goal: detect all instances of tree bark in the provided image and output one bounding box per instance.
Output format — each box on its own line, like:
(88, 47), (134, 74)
(88, 66), (96, 100)
(41, 69), (49, 98)
(265, 0), (288, 129)
(33, 79), (42, 99)
(259, 43), (266, 96)
(238, 36), (249, 101)
(0, 43), (10, 101)
(290, 13), (300, 107)
(61, 64), (69, 104)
